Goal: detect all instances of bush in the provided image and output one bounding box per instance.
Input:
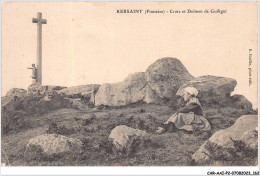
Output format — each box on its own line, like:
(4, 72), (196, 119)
(97, 138), (115, 154)
(3, 91), (72, 115)
(121, 116), (159, 132)
(81, 138), (92, 150)
(23, 144), (81, 164)
(81, 115), (96, 126)
(1, 91), (74, 135)
(122, 137), (146, 156)
(1, 110), (31, 135)
(97, 104), (110, 110)
(121, 137), (162, 157)
(45, 122), (75, 136)
(138, 109), (146, 113)
(202, 138), (258, 166)
(82, 119), (92, 126)
(23, 145), (46, 162)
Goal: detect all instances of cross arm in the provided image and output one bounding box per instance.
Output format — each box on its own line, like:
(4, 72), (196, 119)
(32, 18), (47, 24)
(32, 18), (38, 23)
(41, 19), (47, 24)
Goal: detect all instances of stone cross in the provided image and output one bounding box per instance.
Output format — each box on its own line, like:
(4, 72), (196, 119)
(32, 12), (47, 85)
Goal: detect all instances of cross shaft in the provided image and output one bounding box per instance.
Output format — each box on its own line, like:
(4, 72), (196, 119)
(32, 12), (47, 85)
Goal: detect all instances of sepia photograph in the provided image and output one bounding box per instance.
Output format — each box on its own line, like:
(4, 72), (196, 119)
(1, 1), (258, 174)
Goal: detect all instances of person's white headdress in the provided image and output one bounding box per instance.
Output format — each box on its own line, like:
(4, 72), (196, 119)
(183, 87), (199, 97)
(183, 87), (201, 106)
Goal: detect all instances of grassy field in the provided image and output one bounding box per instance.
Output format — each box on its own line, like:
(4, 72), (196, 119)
(1, 103), (256, 166)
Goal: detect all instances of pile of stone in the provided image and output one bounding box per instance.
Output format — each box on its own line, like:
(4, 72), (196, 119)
(3, 57), (253, 111)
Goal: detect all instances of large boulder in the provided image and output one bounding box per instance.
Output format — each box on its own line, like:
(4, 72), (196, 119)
(6, 88), (27, 97)
(95, 57), (192, 106)
(109, 125), (149, 151)
(2, 85), (72, 118)
(28, 83), (66, 95)
(57, 84), (100, 105)
(240, 130), (258, 150)
(192, 115), (258, 163)
(230, 94), (253, 111)
(95, 72), (160, 106)
(57, 84), (100, 98)
(177, 75), (237, 106)
(64, 98), (88, 111)
(26, 134), (82, 155)
(146, 57), (194, 99)
(27, 84), (67, 104)
(2, 88), (27, 107)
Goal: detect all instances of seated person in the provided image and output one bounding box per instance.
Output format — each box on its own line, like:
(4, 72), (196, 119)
(156, 87), (211, 133)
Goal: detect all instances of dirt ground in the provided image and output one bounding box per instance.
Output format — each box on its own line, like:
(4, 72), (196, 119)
(1, 103), (256, 166)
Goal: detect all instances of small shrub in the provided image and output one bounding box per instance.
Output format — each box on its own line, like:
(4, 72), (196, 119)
(74, 117), (81, 121)
(97, 138), (115, 154)
(2, 91), (74, 135)
(23, 145), (46, 162)
(146, 115), (153, 119)
(1, 110), (31, 135)
(105, 123), (115, 130)
(142, 138), (165, 149)
(122, 138), (144, 156)
(81, 138), (92, 150)
(90, 114), (96, 120)
(82, 119), (92, 126)
(58, 125), (75, 136)
(138, 109), (146, 113)
(4, 92), (72, 116)
(23, 145), (81, 164)
(45, 122), (74, 136)
(117, 113), (124, 117)
(135, 118), (145, 129)
(46, 122), (59, 134)
(122, 137), (155, 157)
(97, 104), (110, 110)
(203, 138), (258, 166)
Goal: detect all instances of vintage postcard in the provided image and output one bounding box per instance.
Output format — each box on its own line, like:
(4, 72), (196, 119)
(1, 1), (258, 175)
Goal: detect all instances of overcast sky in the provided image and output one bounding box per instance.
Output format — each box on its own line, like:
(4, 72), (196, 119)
(2, 2), (258, 108)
